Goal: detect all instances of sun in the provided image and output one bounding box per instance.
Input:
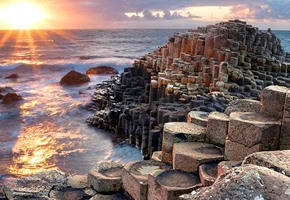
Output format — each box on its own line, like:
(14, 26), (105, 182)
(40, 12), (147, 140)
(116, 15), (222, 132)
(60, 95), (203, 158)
(0, 2), (47, 29)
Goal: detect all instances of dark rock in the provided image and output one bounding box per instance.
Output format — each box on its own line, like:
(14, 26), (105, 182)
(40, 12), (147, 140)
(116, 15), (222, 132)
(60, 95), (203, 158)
(3, 170), (66, 200)
(60, 70), (90, 85)
(5, 74), (19, 79)
(90, 193), (128, 200)
(2, 92), (22, 104)
(86, 66), (118, 75)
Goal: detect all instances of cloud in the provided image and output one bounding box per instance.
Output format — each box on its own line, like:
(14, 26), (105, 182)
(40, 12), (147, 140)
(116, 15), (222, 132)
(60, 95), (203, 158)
(230, 0), (290, 20)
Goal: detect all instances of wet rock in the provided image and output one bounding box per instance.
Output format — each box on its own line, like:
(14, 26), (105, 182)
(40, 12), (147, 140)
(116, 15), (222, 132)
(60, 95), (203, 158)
(86, 66), (118, 75)
(187, 165), (290, 200)
(122, 160), (170, 200)
(148, 169), (201, 200)
(87, 161), (123, 194)
(5, 74), (19, 79)
(2, 92), (23, 104)
(243, 150), (290, 177)
(60, 70), (90, 85)
(3, 170), (66, 200)
(173, 142), (224, 173)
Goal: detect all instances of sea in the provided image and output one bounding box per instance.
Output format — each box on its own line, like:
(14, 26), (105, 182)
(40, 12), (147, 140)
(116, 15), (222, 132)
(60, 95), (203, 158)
(0, 29), (289, 185)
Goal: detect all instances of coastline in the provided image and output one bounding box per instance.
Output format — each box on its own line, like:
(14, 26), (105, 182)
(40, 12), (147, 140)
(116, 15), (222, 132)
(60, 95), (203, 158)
(2, 19), (290, 199)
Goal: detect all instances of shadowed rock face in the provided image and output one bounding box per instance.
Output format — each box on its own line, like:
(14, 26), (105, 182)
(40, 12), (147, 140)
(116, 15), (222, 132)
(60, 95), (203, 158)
(86, 66), (118, 75)
(2, 92), (23, 104)
(60, 70), (90, 85)
(189, 164), (290, 200)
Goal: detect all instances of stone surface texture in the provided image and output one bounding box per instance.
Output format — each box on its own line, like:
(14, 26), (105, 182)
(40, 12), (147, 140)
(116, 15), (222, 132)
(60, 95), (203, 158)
(173, 142), (224, 173)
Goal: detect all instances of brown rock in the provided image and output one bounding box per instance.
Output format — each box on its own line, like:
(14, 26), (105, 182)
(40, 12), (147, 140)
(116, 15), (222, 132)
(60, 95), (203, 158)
(2, 92), (22, 104)
(206, 112), (229, 146)
(86, 66), (118, 75)
(243, 150), (290, 177)
(122, 160), (170, 200)
(217, 161), (241, 177)
(87, 161), (123, 194)
(187, 111), (209, 127)
(60, 70), (90, 85)
(5, 74), (19, 79)
(89, 193), (128, 200)
(173, 142), (224, 173)
(224, 99), (261, 115)
(225, 112), (281, 161)
(187, 165), (290, 200)
(151, 151), (162, 162)
(199, 162), (219, 186)
(162, 122), (206, 164)
(261, 85), (288, 118)
(281, 90), (290, 149)
(148, 169), (201, 200)
(66, 175), (88, 189)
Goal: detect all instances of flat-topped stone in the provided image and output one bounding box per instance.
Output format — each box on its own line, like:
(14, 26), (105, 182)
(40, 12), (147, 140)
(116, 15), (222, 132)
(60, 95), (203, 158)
(206, 112), (229, 146)
(173, 142), (224, 173)
(89, 193), (128, 200)
(122, 160), (170, 200)
(199, 162), (219, 186)
(162, 122), (206, 164)
(261, 85), (288, 118)
(224, 99), (261, 115)
(87, 161), (123, 194)
(225, 112), (281, 161)
(66, 175), (88, 189)
(151, 151), (162, 162)
(243, 150), (290, 177)
(187, 111), (209, 127)
(148, 169), (201, 200)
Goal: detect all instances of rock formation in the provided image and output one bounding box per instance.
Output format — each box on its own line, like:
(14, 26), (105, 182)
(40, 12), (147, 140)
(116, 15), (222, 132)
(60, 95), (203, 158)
(60, 70), (90, 85)
(86, 66), (118, 75)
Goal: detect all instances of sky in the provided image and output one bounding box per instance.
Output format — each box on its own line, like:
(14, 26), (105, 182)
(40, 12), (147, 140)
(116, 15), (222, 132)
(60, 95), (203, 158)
(0, 0), (290, 30)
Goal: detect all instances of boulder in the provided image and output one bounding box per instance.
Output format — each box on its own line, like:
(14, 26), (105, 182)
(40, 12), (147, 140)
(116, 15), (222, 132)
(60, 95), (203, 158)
(5, 74), (19, 79)
(243, 150), (290, 177)
(86, 66), (118, 75)
(3, 170), (66, 200)
(60, 70), (90, 85)
(2, 92), (22, 104)
(185, 165), (290, 200)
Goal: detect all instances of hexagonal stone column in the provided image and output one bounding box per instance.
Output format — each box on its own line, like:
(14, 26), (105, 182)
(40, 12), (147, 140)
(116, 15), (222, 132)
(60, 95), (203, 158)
(225, 112), (281, 161)
(206, 112), (229, 146)
(122, 160), (170, 200)
(172, 142), (224, 173)
(187, 111), (209, 127)
(87, 161), (123, 194)
(261, 85), (288, 118)
(148, 169), (201, 200)
(198, 162), (219, 186)
(162, 122), (206, 164)
(281, 90), (290, 149)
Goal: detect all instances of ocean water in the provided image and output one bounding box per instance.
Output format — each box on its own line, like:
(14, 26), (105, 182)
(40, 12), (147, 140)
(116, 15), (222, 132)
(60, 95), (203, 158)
(0, 29), (182, 185)
(0, 29), (289, 185)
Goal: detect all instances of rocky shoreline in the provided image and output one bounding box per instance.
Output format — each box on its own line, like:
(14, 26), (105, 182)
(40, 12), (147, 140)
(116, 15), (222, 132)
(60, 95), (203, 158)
(2, 20), (290, 199)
